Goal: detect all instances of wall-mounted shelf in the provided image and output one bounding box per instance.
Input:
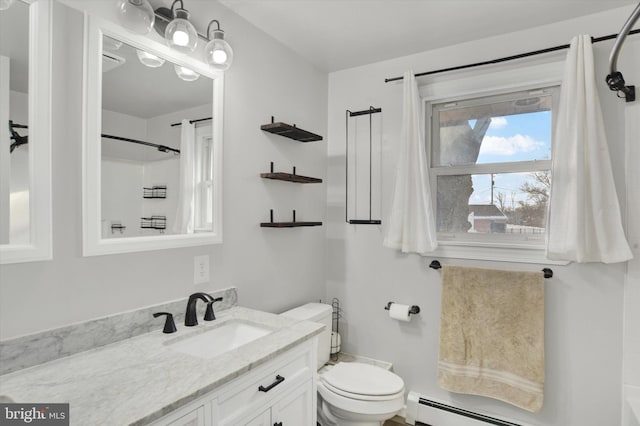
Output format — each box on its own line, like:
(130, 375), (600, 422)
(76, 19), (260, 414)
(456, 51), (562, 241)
(141, 216), (166, 232)
(260, 162), (322, 184)
(260, 210), (322, 228)
(143, 185), (167, 199)
(261, 117), (323, 142)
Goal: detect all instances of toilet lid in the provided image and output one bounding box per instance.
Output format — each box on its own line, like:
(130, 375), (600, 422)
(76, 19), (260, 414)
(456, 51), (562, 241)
(321, 362), (404, 396)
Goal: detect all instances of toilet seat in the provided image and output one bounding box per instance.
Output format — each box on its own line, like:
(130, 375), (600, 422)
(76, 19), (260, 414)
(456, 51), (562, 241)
(320, 362), (405, 401)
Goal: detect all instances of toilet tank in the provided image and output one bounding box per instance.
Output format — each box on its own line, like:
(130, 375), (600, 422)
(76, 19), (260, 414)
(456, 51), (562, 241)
(280, 303), (332, 369)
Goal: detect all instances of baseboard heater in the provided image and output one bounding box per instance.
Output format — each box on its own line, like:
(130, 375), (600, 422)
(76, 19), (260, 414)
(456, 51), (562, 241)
(405, 391), (523, 426)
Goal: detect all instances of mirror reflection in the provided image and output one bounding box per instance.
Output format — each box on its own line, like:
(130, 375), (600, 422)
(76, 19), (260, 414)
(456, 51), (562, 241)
(100, 36), (214, 239)
(0, 0), (29, 245)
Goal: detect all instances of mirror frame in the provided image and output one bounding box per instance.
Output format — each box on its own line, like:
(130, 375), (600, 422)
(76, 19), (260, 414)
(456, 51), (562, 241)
(0, 0), (52, 264)
(82, 14), (224, 256)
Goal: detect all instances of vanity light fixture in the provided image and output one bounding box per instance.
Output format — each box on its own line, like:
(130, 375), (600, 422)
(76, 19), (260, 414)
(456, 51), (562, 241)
(115, 0), (155, 35)
(163, 0), (198, 53)
(136, 49), (166, 68)
(204, 20), (234, 71)
(103, 36), (123, 51)
(174, 64), (200, 81)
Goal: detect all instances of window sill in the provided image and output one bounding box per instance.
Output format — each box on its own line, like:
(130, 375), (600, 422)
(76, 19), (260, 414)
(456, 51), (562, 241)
(431, 242), (569, 265)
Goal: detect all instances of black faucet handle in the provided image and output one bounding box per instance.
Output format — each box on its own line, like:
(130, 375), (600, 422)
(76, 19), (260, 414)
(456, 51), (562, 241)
(153, 312), (177, 334)
(204, 297), (224, 321)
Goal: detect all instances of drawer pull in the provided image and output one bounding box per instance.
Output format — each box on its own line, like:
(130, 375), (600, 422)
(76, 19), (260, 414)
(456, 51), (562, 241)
(274, 423), (283, 426)
(258, 375), (285, 392)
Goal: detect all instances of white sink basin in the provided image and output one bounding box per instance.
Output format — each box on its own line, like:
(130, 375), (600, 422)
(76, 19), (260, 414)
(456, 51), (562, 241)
(168, 320), (274, 359)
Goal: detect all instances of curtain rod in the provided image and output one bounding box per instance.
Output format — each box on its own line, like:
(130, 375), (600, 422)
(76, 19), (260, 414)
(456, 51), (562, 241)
(384, 29), (640, 83)
(101, 133), (180, 154)
(170, 117), (212, 127)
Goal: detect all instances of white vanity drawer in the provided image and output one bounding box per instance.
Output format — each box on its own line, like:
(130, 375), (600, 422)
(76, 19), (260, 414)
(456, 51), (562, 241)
(217, 343), (313, 423)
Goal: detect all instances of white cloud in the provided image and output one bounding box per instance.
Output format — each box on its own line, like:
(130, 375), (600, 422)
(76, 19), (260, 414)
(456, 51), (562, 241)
(479, 134), (544, 156)
(489, 116), (508, 129)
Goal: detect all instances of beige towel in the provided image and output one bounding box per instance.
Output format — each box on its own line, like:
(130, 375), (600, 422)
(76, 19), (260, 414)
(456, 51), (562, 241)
(438, 265), (545, 413)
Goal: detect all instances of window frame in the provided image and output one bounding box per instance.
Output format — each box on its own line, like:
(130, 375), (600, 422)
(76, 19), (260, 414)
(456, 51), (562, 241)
(420, 59), (568, 264)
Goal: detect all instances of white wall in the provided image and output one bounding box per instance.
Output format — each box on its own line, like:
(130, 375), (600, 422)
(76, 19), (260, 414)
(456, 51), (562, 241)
(101, 159), (144, 238)
(326, 6), (637, 426)
(623, 35), (640, 423)
(0, 0), (327, 338)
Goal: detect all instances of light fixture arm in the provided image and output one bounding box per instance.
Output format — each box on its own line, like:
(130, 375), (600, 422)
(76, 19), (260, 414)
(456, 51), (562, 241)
(153, 5), (209, 41)
(206, 19), (225, 40)
(170, 0), (184, 14)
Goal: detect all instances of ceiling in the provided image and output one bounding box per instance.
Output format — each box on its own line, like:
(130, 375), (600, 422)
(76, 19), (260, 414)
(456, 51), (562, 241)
(218, 0), (638, 72)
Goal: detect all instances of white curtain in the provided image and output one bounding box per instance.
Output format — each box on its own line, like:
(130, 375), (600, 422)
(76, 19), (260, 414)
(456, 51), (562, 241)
(173, 119), (195, 234)
(547, 35), (632, 263)
(383, 70), (438, 254)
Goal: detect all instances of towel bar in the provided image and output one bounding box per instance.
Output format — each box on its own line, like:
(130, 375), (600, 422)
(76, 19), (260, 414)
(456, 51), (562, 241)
(428, 260), (553, 278)
(384, 302), (420, 315)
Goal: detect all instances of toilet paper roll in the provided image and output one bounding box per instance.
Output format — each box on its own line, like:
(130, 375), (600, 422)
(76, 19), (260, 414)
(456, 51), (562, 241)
(330, 331), (341, 354)
(389, 303), (412, 322)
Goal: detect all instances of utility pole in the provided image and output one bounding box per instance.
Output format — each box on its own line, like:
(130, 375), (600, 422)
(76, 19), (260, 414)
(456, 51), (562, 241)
(490, 173), (495, 204)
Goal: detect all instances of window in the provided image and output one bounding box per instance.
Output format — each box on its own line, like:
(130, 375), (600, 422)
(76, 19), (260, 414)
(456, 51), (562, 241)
(428, 86), (559, 249)
(193, 126), (214, 231)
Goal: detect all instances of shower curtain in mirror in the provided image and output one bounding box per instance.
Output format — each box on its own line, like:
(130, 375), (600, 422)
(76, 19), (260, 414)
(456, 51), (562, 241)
(547, 35), (632, 263)
(383, 70), (437, 254)
(173, 119), (195, 234)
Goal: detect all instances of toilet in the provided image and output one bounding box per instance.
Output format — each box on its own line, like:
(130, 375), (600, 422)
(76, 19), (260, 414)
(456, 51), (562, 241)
(281, 303), (405, 426)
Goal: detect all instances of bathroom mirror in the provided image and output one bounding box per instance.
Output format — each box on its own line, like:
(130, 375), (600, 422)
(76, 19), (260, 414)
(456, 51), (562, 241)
(83, 15), (223, 256)
(0, 0), (52, 264)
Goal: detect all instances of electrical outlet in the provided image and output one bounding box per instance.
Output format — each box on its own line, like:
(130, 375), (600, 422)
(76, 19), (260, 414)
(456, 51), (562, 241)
(194, 255), (210, 285)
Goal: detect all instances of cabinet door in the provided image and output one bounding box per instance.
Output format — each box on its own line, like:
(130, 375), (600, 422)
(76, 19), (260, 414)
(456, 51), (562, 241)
(232, 408), (271, 426)
(272, 380), (314, 426)
(166, 405), (205, 426)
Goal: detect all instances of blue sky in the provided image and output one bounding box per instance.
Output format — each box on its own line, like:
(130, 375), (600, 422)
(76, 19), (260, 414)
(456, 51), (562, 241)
(469, 111), (551, 206)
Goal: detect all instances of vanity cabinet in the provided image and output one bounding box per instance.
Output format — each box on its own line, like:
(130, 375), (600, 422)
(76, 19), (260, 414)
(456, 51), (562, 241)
(231, 380), (314, 426)
(152, 339), (317, 426)
(166, 406), (206, 426)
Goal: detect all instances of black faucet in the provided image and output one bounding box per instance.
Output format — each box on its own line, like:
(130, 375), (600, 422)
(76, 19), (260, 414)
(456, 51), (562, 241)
(185, 293), (224, 326)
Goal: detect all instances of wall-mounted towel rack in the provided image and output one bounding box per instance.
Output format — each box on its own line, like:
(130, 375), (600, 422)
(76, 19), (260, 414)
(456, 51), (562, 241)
(384, 302), (421, 315)
(428, 259), (553, 278)
(110, 222), (126, 234)
(345, 106), (382, 225)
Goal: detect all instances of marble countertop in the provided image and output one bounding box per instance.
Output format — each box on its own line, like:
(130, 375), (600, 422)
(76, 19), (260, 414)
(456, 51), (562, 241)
(0, 306), (324, 425)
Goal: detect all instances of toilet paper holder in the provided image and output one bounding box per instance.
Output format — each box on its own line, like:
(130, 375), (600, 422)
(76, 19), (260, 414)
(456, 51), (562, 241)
(384, 302), (420, 315)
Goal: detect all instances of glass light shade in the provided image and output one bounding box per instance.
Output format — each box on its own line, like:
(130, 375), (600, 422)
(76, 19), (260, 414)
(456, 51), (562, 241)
(136, 49), (165, 68)
(103, 37), (123, 51)
(115, 0), (155, 35)
(165, 9), (197, 53)
(205, 30), (233, 71)
(174, 65), (200, 82)
(0, 0), (15, 11)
